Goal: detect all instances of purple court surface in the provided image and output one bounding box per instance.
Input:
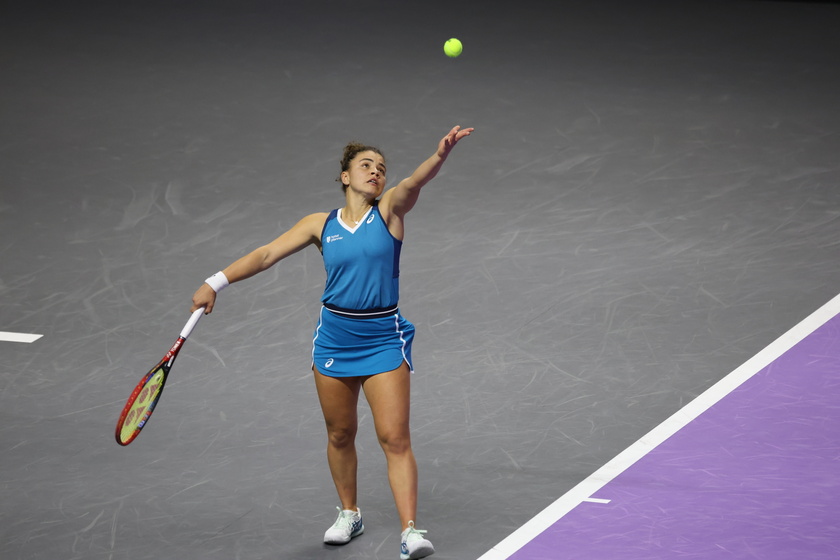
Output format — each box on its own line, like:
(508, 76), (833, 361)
(483, 296), (840, 560)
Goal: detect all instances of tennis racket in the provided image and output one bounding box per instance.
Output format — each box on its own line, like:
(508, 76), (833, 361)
(115, 308), (205, 446)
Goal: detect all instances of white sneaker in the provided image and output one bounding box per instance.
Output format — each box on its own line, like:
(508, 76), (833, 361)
(400, 521), (435, 559)
(323, 506), (364, 545)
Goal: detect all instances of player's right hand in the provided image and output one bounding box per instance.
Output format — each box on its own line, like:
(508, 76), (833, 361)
(191, 284), (217, 314)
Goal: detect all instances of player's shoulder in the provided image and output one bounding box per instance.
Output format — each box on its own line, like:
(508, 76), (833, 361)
(286, 211), (330, 238)
(300, 211), (331, 225)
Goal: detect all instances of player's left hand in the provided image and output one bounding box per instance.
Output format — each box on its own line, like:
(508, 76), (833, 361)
(439, 125), (474, 157)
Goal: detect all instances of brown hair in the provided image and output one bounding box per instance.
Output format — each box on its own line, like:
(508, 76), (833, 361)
(337, 142), (385, 192)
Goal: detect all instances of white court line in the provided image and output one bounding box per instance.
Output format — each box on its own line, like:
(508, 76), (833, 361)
(478, 292), (840, 560)
(582, 498), (611, 504)
(0, 331), (44, 343)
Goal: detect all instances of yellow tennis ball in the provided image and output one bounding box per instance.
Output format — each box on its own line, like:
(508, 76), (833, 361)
(444, 38), (463, 58)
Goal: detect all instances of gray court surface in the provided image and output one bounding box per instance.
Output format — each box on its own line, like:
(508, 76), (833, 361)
(2, 1), (838, 559)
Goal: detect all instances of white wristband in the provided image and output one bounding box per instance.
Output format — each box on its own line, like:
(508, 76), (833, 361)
(204, 271), (230, 293)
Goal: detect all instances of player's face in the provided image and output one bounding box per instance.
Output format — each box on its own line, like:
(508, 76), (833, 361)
(343, 151), (386, 197)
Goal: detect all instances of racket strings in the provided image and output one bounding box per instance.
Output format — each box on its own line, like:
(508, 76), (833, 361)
(119, 369), (166, 442)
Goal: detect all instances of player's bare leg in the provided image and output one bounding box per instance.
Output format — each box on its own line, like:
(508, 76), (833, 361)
(362, 362), (417, 529)
(313, 369), (362, 511)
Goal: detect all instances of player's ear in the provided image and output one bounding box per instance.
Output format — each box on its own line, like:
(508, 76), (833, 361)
(341, 171), (349, 186)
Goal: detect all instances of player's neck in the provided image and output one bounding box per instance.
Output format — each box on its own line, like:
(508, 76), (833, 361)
(343, 197), (374, 225)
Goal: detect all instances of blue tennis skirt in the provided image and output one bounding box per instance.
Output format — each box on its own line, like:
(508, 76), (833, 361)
(311, 305), (415, 378)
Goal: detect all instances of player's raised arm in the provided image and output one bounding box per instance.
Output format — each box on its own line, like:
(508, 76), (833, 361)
(381, 126), (474, 221)
(191, 212), (328, 314)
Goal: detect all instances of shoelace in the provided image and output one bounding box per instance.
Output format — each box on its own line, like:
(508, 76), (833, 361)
(334, 507), (360, 528)
(403, 521), (428, 541)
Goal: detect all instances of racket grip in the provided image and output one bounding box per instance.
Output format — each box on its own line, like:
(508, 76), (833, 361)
(181, 308), (205, 339)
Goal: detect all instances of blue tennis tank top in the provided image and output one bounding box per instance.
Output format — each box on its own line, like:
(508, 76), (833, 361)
(320, 205), (402, 310)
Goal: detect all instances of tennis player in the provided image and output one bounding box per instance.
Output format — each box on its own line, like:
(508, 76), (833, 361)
(191, 125), (473, 559)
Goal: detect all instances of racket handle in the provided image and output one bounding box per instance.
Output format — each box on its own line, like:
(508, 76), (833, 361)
(181, 308), (205, 339)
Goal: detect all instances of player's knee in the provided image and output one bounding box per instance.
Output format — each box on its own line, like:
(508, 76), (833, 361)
(377, 431), (411, 456)
(327, 425), (357, 449)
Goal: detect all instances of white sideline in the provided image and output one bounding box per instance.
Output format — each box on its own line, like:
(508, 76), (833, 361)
(0, 331), (44, 343)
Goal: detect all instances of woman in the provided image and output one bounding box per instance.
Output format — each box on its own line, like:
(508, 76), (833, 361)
(191, 125), (473, 559)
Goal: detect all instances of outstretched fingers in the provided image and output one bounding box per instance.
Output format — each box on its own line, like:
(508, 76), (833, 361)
(440, 125), (474, 155)
(454, 126), (474, 141)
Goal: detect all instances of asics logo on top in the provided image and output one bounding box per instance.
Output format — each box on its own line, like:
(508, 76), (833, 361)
(366, 214), (375, 224)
